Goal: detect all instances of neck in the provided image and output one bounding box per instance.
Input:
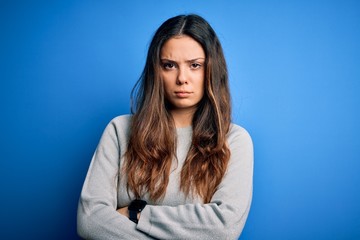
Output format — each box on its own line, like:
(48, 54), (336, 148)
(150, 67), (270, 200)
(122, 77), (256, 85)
(170, 108), (195, 128)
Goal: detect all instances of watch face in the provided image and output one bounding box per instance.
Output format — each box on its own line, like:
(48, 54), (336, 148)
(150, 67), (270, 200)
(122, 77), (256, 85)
(128, 199), (147, 211)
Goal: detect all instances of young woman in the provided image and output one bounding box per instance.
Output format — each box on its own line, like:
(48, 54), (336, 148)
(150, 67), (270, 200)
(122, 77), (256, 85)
(77, 14), (253, 240)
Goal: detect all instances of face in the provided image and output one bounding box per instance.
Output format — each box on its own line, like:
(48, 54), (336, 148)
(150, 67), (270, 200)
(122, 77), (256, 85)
(160, 35), (205, 114)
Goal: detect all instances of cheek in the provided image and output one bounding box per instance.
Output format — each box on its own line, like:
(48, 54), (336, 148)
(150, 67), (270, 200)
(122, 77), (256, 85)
(161, 72), (175, 87)
(198, 85), (205, 99)
(162, 79), (172, 94)
(162, 78), (174, 101)
(196, 74), (205, 96)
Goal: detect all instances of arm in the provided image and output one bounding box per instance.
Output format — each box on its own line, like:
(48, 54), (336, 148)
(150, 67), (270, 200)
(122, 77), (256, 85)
(77, 118), (155, 240)
(136, 125), (254, 240)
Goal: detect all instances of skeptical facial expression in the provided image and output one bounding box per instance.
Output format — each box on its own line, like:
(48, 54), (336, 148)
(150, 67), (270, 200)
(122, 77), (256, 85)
(160, 35), (205, 113)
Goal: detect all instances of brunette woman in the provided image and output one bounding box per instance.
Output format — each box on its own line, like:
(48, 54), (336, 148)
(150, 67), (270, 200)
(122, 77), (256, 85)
(77, 14), (253, 240)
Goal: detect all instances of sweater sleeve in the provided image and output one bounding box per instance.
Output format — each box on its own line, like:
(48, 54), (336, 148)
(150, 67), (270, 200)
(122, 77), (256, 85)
(77, 119), (155, 240)
(136, 125), (254, 240)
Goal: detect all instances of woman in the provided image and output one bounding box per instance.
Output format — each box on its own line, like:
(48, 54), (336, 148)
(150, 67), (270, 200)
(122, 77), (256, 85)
(77, 14), (253, 240)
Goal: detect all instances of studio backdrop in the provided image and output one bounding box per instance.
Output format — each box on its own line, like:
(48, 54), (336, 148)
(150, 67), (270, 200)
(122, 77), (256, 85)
(1, 1), (360, 239)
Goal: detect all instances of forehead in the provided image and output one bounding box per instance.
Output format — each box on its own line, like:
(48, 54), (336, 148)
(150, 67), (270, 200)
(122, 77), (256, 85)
(160, 35), (205, 60)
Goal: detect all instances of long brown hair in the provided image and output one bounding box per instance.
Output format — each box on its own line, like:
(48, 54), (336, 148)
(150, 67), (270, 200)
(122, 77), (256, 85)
(123, 14), (231, 203)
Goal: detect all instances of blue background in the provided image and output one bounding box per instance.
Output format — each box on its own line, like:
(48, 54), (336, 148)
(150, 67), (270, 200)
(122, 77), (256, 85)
(1, 1), (360, 239)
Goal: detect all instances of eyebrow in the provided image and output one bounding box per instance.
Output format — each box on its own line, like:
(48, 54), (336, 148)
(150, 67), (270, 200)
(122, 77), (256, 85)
(160, 58), (205, 63)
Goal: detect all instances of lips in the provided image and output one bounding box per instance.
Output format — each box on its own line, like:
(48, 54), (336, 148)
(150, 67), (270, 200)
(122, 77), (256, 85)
(174, 91), (192, 98)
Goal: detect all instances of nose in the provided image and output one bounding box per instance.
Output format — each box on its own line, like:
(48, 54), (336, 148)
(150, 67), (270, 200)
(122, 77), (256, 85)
(176, 67), (188, 85)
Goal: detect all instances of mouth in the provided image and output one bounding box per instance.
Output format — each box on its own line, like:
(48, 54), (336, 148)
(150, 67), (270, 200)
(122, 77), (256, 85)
(174, 91), (192, 98)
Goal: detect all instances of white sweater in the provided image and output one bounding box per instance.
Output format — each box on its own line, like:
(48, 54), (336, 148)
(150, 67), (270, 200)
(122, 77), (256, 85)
(77, 115), (253, 240)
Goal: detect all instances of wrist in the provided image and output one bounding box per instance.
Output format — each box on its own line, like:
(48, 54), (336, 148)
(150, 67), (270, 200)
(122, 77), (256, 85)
(128, 199), (147, 224)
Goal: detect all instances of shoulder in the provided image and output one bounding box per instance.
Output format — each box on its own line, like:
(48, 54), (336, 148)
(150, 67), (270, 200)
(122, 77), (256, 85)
(109, 114), (132, 128)
(227, 123), (253, 155)
(228, 123), (252, 144)
(226, 123), (254, 174)
(101, 114), (132, 140)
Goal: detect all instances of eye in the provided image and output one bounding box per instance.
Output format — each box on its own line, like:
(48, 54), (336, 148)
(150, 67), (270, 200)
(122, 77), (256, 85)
(162, 62), (176, 70)
(190, 63), (202, 69)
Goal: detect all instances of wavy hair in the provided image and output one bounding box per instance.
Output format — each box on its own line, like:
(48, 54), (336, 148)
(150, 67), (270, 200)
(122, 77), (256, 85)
(123, 14), (231, 203)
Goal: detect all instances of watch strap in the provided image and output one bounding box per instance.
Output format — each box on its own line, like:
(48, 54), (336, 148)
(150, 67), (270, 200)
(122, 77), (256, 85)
(128, 199), (147, 224)
(129, 210), (138, 224)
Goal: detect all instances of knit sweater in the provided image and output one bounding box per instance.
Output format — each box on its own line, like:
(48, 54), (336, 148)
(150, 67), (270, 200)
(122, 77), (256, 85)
(77, 115), (253, 240)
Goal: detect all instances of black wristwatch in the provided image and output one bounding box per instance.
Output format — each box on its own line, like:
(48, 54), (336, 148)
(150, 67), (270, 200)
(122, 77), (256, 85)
(128, 199), (147, 224)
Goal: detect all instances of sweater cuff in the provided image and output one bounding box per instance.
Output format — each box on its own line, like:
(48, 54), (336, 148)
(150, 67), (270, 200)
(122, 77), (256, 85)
(137, 205), (152, 235)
